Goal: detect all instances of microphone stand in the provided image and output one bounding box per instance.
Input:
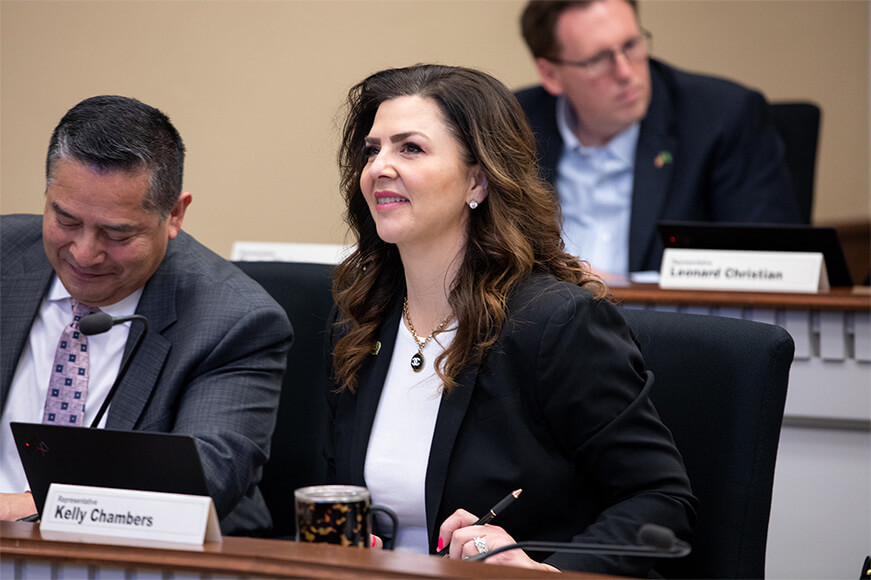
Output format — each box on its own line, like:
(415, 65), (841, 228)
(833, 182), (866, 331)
(468, 539), (691, 561)
(467, 524), (691, 562)
(89, 317), (149, 428)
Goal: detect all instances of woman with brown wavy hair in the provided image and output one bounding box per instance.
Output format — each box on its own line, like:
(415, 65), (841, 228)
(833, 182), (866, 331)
(328, 64), (695, 575)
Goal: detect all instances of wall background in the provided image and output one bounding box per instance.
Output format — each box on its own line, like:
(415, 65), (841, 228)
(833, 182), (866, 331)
(2, 0), (869, 260)
(2, 2), (870, 577)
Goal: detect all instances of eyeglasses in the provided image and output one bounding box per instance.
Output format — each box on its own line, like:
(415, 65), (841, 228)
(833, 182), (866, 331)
(546, 30), (652, 79)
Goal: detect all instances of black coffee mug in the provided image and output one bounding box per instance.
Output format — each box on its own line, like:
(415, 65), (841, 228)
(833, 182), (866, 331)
(294, 485), (398, 549)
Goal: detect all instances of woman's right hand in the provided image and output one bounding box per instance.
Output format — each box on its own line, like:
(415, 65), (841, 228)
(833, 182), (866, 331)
(437, 508), (559, 571)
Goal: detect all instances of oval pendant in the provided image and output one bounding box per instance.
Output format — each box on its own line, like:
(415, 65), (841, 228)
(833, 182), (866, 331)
(410, 351), (424, 372)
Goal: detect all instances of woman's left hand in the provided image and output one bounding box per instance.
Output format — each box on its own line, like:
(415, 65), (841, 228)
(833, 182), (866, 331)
(437, 509), (559, 571)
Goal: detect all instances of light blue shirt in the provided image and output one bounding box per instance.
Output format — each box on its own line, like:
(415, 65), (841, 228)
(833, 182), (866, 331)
(555, 96), (640, 275)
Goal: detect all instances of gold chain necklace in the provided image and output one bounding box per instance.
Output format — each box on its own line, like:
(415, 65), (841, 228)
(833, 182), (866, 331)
(403, 296), (451, 373)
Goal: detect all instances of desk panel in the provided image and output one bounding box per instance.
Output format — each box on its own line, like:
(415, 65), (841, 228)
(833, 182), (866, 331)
(613, 285), (871, 425)
(0, 522), (600, 580)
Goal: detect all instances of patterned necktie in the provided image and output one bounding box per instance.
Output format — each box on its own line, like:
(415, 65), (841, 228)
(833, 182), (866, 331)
(42, 300), (100, 426)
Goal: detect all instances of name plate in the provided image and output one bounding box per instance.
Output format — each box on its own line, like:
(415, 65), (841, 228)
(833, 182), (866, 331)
(660, 249), (829, 293)
(40, 484), (221, 547)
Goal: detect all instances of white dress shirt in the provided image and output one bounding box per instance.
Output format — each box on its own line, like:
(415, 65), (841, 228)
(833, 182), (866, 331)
(0, 277), (141, 493)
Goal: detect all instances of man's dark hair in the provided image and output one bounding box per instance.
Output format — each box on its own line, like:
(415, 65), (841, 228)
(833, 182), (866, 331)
(46, 95), (186, 219)
(521, 0), (639, 59)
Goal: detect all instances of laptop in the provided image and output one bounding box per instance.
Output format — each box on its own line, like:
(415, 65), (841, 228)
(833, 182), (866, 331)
(658, 221), (853, 287)
(11, 422), (210, 518)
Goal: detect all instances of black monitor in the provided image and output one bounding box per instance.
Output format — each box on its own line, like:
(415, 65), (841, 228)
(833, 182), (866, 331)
(658, 221), (853, 287)
(11, 422), (210, 518)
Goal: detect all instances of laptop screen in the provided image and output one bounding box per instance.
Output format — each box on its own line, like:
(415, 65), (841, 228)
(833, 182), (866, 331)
(11, 422), (209, 517)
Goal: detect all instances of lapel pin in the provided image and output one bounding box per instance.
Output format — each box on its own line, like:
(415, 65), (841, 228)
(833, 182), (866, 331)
(654, 150), (673, 168)
(372, 341), (381, 355)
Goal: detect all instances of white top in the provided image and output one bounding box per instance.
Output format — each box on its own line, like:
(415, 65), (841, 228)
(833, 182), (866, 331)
(364, 316), (455, 553)
(0, 277), (141, 493)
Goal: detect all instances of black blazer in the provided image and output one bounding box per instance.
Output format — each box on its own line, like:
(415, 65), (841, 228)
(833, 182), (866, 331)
(516, 59), (801, 272)
(327, 272), (696, 576)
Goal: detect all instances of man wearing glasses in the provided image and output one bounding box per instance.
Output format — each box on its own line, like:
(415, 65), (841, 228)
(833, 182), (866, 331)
(517, 0), (800, 276)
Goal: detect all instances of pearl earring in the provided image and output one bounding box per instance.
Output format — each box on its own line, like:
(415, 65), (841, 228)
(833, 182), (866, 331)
(469, 200), (478, 209)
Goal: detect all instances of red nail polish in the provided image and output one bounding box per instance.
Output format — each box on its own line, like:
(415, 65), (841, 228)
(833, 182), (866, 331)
(372, 536), (377, 547)
(437, 537), (444, 552)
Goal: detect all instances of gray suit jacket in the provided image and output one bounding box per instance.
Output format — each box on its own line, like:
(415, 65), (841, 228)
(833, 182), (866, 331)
(0, 214), (292, 536)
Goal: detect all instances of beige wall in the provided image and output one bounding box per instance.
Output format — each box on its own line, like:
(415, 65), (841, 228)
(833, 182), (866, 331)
(2, 0), (868, 259)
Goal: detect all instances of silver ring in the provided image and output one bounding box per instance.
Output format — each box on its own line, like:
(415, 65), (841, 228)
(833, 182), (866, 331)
(473, 535), (488, 554)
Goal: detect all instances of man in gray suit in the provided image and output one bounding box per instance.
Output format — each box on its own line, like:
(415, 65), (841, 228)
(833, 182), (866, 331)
(0, 96), (292, 535)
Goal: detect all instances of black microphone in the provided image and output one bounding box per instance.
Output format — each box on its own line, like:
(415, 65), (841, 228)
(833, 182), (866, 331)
(467, 523), (691, 561)
(78, 312), (150, 428)
(637, 523), (684, 551)
(80, 312), (148, 336)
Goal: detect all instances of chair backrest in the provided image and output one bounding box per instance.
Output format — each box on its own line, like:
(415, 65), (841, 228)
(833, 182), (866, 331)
(621, 308), (794, 579)
(234, 261), (335, 538)
(769, 101), (821, 224)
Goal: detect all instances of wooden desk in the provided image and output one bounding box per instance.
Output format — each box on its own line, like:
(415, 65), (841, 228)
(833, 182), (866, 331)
(610, 283), (871, 579)
(0, 521), (602, 579)
(611, 284), (870, 312)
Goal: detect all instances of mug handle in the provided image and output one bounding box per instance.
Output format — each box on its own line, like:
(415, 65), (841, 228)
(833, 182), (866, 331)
(371, 504), (399, 550)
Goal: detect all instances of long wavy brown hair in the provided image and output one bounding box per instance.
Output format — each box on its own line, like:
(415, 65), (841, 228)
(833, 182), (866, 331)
(333, 64), (605, 393)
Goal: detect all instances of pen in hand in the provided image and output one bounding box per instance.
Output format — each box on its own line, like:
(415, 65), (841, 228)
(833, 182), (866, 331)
(436, 488), (522, 556)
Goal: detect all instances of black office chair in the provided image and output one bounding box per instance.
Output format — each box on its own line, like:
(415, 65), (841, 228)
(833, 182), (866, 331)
(234, 261), (335, 538)
(621, 308), (794, 579)
(769, 102), (821, 225)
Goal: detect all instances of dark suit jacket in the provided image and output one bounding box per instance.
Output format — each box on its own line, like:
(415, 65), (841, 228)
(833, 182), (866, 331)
(0, 214), (293, 536)
(327, 272), (696, 576)
(516, 59), (801, 272)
